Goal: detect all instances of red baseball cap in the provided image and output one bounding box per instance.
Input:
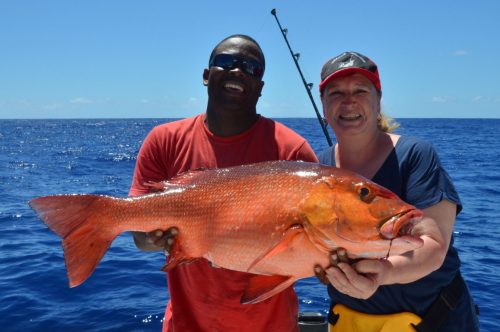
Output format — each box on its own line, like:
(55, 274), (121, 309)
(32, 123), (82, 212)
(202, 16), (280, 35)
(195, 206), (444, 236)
(319, 51), (381, 94)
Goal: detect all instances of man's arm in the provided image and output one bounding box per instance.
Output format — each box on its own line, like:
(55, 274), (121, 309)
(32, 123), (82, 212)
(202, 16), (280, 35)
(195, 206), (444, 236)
(129, 128), (178, 253)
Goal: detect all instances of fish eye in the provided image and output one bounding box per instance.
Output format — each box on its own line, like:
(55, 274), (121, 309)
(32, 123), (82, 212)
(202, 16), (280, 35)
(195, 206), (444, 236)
(359, 186), (374, 203)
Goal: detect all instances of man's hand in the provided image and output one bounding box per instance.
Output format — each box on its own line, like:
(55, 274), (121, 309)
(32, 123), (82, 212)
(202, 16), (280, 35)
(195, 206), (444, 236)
(147, 228), (179, 255)
(133, 227), (178, 253)
(131, 181), (179, 253)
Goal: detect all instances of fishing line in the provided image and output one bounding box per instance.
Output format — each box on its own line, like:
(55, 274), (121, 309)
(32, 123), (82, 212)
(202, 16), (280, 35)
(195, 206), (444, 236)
(270, 8), (333, 147)
(386, 239), (393, 259)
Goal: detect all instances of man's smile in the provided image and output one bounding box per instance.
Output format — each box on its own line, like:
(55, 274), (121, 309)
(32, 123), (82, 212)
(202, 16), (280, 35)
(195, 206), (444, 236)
(224, 81), (245, 93)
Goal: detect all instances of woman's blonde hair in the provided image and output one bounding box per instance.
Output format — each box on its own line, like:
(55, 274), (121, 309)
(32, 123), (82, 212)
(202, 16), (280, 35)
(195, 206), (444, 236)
(378, 112), (399, 133)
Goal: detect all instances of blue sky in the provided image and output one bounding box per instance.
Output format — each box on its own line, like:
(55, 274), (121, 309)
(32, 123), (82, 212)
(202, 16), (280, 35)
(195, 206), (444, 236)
(1, 0), (499, 119)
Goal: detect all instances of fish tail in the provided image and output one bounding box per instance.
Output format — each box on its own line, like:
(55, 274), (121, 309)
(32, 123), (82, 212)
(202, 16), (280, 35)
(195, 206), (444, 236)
(29, 194), (122, 287)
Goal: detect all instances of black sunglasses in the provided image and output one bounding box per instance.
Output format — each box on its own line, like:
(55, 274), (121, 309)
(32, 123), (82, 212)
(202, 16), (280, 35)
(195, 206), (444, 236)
(209, 54), (264, 78)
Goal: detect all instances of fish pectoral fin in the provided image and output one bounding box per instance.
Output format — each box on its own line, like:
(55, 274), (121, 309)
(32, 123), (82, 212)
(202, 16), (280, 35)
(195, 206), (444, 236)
(160, 244), (198, 272)
(241, 275), (296, 304)
(247, 225), (304, 272)
(161, 257), (199, 272)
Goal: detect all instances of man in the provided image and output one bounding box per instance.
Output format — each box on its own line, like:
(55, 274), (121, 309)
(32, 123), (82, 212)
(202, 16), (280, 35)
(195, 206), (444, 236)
(129, 34), (318, 331)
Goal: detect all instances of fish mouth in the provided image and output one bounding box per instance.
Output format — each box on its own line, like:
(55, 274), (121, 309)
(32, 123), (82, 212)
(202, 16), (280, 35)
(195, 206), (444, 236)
(378, 209), (423, 240)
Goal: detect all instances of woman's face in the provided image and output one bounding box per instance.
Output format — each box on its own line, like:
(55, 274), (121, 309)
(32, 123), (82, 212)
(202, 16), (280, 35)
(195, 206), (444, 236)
(321, 73), (381, 138)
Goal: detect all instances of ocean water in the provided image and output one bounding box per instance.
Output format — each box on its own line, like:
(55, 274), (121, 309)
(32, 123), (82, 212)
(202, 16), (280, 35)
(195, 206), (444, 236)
(1, 118), (499, 331)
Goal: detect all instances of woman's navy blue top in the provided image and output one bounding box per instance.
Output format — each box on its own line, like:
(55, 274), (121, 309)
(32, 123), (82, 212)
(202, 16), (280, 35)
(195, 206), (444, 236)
(318, 135), (479, 332)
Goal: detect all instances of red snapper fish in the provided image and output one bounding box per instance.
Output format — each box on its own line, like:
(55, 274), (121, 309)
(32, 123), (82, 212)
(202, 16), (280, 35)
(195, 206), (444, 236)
(29, 160), (423, 304)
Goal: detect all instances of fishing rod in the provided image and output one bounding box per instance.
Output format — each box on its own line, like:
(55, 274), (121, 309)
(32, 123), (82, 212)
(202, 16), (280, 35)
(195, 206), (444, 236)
(271, 8), (333, 147)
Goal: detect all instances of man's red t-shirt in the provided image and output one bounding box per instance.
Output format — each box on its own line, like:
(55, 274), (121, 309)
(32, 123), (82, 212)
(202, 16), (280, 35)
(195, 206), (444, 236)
(129, 114), (318, 332)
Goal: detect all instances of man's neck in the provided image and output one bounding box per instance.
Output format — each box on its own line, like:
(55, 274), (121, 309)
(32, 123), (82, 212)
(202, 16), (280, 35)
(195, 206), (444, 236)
(204, 107), (259, 137)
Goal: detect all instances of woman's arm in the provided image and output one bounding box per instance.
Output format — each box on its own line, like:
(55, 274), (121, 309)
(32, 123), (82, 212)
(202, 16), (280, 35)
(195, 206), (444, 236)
(318, 199), (456, 299)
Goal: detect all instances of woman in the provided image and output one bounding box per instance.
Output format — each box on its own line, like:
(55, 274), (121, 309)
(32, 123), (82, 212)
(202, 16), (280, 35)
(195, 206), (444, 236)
(315, 51), (479, 332)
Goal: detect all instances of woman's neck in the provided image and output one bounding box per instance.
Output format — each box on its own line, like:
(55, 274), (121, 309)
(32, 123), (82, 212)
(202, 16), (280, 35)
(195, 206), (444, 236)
(335, 131), (397, 179)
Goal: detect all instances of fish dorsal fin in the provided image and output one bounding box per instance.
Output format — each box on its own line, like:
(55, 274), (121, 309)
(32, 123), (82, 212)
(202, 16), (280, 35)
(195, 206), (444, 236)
(143, 168), (209, 192)
(168, 167), (208, 185)
(143, 181), (167, 192)
(247, 225), (304, 272)
(241, 275), (296, 304)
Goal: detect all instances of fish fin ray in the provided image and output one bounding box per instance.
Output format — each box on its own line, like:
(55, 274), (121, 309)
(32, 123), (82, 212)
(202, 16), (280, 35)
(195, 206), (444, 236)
(29, 195), (121, 287)
(247, 225), (304, 272)
(167, 168), (208, 185)
(160, 243), (198, 271)
(241, 275), (296, 304)
(30, 194), (105, 237)
(161, 257), (200, 271)
(143, 181), (167, 192)
(142, 167), (210, 193)
(143, 169), (208, 194)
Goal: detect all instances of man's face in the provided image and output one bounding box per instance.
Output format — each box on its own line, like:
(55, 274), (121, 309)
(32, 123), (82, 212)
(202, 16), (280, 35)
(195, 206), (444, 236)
(204, 37), (265, 112)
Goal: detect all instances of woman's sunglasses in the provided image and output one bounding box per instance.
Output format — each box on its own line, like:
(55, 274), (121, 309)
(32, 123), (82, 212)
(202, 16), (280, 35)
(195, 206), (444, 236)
(209, 54), (264, 78)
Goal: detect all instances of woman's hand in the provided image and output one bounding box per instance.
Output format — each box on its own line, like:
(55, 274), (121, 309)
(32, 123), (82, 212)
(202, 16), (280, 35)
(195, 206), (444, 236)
(314, 201), (458, 297)
(314, 248), (392, 299)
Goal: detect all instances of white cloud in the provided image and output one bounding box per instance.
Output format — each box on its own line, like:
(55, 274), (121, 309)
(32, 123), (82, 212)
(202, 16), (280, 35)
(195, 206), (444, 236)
(259, 100), (271, 109)
(453, 50), (467, 56)
(42, 103), (64, 110)
(70, 97), (92, 104)
(186, 97), (200, 106)
(472, 96), (497, 103)
(432, 96), (456, 103)
(178, 97), (203, 114)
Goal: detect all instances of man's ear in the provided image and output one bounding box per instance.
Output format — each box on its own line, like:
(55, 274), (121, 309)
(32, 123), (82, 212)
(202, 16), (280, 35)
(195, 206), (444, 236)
(258, 80), (264, 96)
(203, 69), (209, 86)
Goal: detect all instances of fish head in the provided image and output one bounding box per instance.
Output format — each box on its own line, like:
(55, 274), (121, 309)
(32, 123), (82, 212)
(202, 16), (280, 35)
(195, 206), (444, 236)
(300, 170), (424, 258)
